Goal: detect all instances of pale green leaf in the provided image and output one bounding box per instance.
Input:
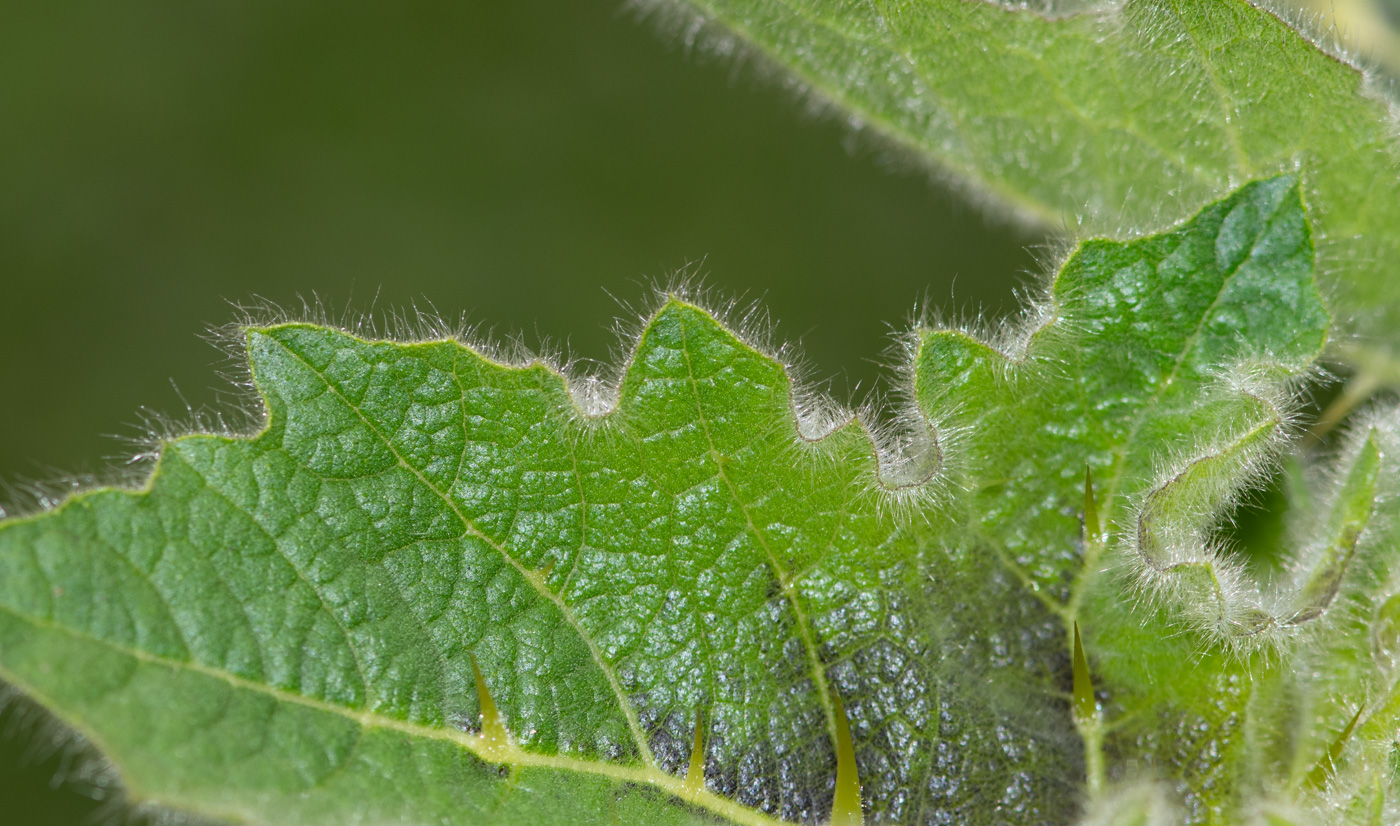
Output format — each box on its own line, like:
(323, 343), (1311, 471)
(644, 0), (1400, 346)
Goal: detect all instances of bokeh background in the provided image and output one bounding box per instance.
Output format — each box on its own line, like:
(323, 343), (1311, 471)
(1, 1), (1395, 823)
(0, 3), (1036, 821)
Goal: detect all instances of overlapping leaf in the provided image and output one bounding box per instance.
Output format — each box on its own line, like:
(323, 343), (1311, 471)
(0, 174), (1370, 825)
(1076, 406), (1400, 825)
(907, 175), (1346, 821)
(645, 0), (1400, 350)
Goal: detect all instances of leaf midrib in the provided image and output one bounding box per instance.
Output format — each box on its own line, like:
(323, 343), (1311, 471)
(264, 333), (657, 764)
(1071, 197), (1299, 618)
(1164, 0), (1253, 175)
(676, 317), (842, 749)
(0, 603), (792, 826)
(183, 457), (373, 706)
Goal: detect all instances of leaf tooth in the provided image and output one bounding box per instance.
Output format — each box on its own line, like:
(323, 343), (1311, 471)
(1286, 430), (1381, 625)
(1072, 621), (1107, 796)
(471, 653), (511, 759)
(683, 706), (706, 795)
(829, 696), (862, 826)
(1072, 622), (1096, 723)
(1304, 705), (1364, 790)
(1368, 773), (1387, 826)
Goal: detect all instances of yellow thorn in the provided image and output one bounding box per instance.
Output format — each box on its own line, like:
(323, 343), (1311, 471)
(1072, 622), (1095, 723)
(1306, 705), (1364, 789)
(471, 653), (510, 759)
(830, 696), (863, 826)
(1084, 466), (1099, 544)
(538, 559), (555, 580)
(683, 707), (706, 795)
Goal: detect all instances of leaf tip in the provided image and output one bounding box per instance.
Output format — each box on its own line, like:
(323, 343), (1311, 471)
(1072, 621), (1096, 723)
(682, 706), (706, 795)
(1305, 704), (1364, 790)
(830, 695), (862, 826)
(471, 653), (510, 758)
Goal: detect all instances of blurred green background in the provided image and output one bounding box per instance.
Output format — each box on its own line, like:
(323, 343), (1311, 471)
(0, 2), (1036, 822)
(2, 1), (1398, 822)
(5, 0), (1400, 822)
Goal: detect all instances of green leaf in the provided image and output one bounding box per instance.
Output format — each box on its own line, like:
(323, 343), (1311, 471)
(644, 0), (1400, 346)
(0, 303), (1077, 819)
(905, 173), (1349, 819)
(1078, 407), (1400, 824)
(912, 174), (1325, 597)
(0, 176), (1358, 825)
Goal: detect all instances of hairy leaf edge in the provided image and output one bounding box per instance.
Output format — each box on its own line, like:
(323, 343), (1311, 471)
(627, 0), (1400, 237)
(0, 285), (965, 826)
